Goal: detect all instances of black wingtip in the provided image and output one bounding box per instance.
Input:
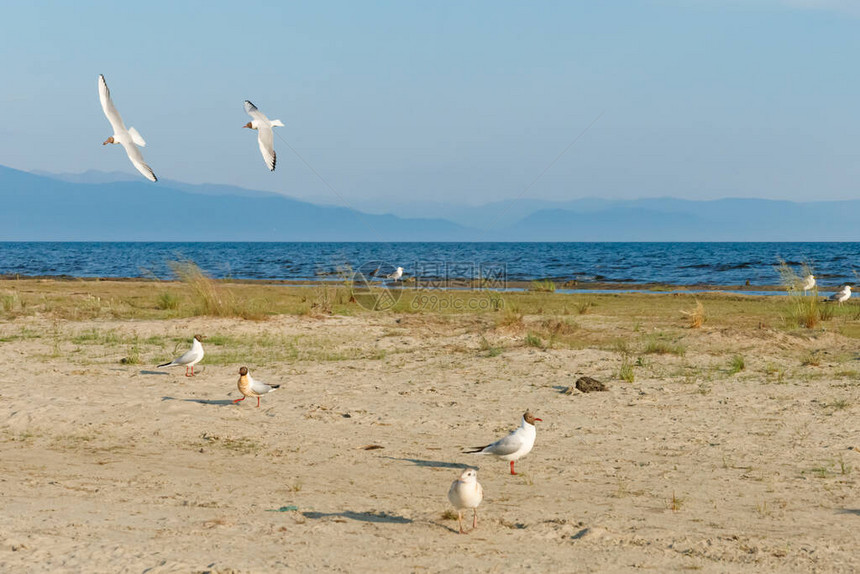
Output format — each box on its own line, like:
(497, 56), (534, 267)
(157, 362), (171, 368)
(270, 384), (281, 390)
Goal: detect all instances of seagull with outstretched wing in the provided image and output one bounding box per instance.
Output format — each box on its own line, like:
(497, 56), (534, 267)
(98, 74), (157, 182)
(243, 100), (284, 171)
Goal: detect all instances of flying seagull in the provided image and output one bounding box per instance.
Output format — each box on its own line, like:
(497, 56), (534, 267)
(243, 100), (284, 171)
(98, 74), (157, 182)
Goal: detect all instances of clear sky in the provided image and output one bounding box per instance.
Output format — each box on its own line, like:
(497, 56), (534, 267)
(1, 1), (859, 207)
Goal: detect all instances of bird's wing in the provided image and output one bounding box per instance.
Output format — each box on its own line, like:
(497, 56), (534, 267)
(119, 139), (157, 182)
(244, 100), (269, 123)
(481, 430), (523, 456)
(98, 75), (126, 133)
(170, 345), (200, 366)
(256, 126), (276, 171)
(249, 377), (274, 394)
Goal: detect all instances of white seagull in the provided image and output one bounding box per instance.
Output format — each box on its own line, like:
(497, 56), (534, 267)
(464, 411), (542, 475)
(98, 74), (157, 182)
(243, 100), (284, 171)
(386, 267), (404, 282)
(447, 468), (483, 534)
(158, 334), (205, 377)
(233, 366), (280, 408)
(801, 274), (816, 294)
(829, 285), (852, 305)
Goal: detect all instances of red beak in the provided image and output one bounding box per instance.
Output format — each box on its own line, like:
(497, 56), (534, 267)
(534, 418), (543, 422)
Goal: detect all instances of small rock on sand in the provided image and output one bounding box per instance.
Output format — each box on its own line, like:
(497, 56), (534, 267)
(575, 376), (606, 393)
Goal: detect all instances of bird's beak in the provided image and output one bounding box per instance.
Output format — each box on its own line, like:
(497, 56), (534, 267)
(534, 418), (543, 422)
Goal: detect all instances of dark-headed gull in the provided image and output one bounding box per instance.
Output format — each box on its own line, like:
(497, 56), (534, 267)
(243, 100), (284, 171)
(447, 468), (483, 534)
(233, 366), (280, 407)
(464, 411), (542, 475)
(98, 74), (157, 182)
(157, 334), (205, 377)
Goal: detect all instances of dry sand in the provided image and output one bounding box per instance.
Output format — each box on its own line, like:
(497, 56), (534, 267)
(1, 305), (858, 572)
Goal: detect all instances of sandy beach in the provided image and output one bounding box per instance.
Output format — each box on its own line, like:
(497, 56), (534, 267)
(1, 279), (858, 572)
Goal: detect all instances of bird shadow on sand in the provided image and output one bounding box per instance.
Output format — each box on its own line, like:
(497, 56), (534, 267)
(384, 456), (473, 470)
(837, 508), (860, 516)
(139, 370), (170, 376)
(161, 396), (235, 407)
(301, 510), (412, 524)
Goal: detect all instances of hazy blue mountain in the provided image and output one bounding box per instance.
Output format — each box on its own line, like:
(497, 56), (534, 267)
(7, 166), (860, 241)
(0, 166), (473, 241)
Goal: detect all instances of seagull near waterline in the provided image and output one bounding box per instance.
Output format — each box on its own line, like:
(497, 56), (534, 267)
(829, 285), (852, 305)
(463, 411), (542, 475)
(233, 366), (280, 407)
(98, 74), (157, 182)
(447, 468), (483, 534)
(243, 100), (284, 171)
(157, 334), (205, 377)
(386, 267), (403, 282)
(801, 274), (816, 294)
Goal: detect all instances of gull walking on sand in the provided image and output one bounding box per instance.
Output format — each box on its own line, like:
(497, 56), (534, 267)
(157, 334), (205, 377)
(829, 285), (852, 305)
(463, 411), (542, 475)
(98, 74), (157, 182)
(447, 468), (483, 534)
(233, 366), (280, 407)
(801, 274), (816, 294)
(243, 100), (284, 171)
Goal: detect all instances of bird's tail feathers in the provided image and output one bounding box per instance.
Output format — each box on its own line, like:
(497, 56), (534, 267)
(128, 127), (146, 147)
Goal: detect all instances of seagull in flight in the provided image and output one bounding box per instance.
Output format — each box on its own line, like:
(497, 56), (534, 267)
(98, 74), (157, 182)
(243, 100), (284, 171)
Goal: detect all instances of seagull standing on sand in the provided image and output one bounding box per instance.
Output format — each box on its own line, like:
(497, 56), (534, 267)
(801, 274), (816, 294)
(157, 334), (205, 377)
(829, 285), (852, 305)
(233, 366), (280, 407)
(464, 411), (542, 475)
(98, 75), (157, 182)
(243, 100), (284, 171)
(447, 468), (483, 534)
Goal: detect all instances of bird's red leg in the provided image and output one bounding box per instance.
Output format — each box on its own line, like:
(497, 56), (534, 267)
(458, 511), (465, 534)
(256, 397), (261, 408)
(510, 461), (517, 475)
(232, 396), (245, 404)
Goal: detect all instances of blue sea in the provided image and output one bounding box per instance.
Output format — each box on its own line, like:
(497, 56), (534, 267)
(0, 242), (857, 288)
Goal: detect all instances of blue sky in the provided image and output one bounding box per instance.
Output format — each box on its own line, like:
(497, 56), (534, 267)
(1, 1), (859, 207)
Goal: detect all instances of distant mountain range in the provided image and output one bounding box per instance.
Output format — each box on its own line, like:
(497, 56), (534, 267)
(2, 165), (859, 241)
